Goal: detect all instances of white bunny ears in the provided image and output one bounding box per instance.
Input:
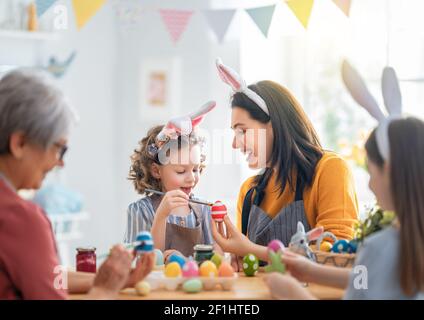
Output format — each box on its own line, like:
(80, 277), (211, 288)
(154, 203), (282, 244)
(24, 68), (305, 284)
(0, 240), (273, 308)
(215, 58), (269, 116)
(341, 60), (403, 161)
(148, 100), (216, 157)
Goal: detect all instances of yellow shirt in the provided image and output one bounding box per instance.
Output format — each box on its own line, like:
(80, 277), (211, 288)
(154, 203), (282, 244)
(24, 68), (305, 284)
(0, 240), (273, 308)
(236, 152), (358, 240)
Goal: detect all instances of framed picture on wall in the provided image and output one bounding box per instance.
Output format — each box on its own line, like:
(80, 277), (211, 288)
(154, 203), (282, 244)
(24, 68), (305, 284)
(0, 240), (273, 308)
(139, 57), (181, 122)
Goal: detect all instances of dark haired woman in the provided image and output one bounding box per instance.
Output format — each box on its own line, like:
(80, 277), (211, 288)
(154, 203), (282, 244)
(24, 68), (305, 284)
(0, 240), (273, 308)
(212, 59), (358, 263)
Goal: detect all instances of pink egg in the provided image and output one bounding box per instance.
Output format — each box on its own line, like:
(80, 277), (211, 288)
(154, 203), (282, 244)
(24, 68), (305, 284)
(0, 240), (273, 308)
(268, 239), (285, 253)
(211, 201), (227, 222)
(182, 260), (199, 278)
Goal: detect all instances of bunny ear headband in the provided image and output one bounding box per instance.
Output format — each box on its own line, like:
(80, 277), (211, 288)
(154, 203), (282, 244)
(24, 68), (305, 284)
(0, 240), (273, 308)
(147, 100), (216, 157)
(215, 58), (270, 116)
(341, 60), (403, 161)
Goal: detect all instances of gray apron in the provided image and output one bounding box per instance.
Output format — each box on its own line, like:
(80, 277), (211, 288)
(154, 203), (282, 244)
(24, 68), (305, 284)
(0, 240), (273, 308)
(242, 175), (311, 247)
(150, 195), (203, 257)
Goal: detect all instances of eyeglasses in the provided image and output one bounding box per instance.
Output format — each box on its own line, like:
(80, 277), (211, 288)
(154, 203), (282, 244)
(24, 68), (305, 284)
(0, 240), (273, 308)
(54, 142), (68, 161)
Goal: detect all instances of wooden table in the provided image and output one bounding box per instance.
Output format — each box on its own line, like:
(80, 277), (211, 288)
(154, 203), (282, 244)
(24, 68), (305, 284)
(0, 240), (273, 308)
(70, 272), (345, 300)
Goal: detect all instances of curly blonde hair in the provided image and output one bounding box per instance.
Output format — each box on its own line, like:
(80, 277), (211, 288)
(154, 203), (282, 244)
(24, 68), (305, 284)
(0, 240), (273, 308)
(128, 125), (206, 195)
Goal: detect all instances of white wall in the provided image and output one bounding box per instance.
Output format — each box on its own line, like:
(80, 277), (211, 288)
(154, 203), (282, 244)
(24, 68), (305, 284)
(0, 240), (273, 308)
(115, 0), (247, 235)
(0, 0), (120, 262)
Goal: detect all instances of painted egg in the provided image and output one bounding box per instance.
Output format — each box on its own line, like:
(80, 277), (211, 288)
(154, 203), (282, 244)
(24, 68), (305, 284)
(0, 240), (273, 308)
(135, 281), (151, 296)
(168, 254), (186, 268)
(182, 260), (199, 278)
(348, 240), (358, 253)
(242, 253), (259, 277)
(331, 239), (349, 253)
(164, 262), (182, 278)
(182, 279), (203, 293)
(154, 249), (164, 265)
(319, 241), (333, 252)
(218, 262), (234, 277)
(268, 240), (285, 253)
(199, 261), (218, 277)
(211, 201), (227, 222)
(210, 253), (223, 268)
(135, 231), (154, 253)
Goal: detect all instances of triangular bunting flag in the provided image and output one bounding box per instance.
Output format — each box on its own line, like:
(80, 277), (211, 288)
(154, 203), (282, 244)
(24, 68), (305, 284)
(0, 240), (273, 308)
(203, 9), (236, 43)
(245, 5), (276, 38)
(285, 0), (315, 29)
(159, 9), (194, 45)
(332, 0), (351, 17)
(35, 0), (58, 17)
(72, 0), (106, 30)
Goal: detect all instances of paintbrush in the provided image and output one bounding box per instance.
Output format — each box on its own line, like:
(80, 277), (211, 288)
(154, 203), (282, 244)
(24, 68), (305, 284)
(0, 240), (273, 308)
(97, 241), (140, 260)
(145, 188), (214, 206)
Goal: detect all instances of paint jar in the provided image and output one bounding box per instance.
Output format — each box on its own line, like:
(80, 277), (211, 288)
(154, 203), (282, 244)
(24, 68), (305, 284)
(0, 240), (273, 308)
(76, 247), (96, 273)
(193, 244), (214, 265)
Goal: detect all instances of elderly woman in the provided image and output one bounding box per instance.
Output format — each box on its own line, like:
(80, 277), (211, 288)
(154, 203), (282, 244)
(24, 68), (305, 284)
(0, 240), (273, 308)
(0, 69), (154, 299)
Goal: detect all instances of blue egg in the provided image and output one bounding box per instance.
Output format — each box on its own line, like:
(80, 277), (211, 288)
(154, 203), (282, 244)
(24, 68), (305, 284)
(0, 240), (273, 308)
(135, 243), (154, 253)
(154, 248), (164, 265)
(134, 231), (154, 253)
(348, 240), (358, 253)
(168, 254), (186, 268)
(331, 239), (349, 253)
(136, 231), (153, 242)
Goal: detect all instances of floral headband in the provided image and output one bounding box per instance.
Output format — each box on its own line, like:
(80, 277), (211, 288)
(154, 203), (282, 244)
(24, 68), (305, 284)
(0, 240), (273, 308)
(342, 60), (403, 161)
(215, 57), (269, 116)
(147, 100), (216, 158)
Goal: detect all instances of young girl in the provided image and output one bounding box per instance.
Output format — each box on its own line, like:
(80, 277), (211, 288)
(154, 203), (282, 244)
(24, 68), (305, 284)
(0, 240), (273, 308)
(257, 62), (424, 299)
(124, 102), (220, 258)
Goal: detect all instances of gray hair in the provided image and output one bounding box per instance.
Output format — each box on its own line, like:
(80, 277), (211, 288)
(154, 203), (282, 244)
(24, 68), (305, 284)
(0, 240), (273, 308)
(0, 69), (78, 154)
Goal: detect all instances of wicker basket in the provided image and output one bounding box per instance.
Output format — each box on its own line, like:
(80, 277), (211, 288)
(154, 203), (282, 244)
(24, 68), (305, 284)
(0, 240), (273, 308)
(313, 251), (356, 268)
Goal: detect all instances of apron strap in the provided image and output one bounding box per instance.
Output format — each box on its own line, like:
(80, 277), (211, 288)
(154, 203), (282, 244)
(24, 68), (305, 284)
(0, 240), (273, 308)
(241, 173), (304, 235)
(241, 173), (268, 235)
(189, 202), (203, 226)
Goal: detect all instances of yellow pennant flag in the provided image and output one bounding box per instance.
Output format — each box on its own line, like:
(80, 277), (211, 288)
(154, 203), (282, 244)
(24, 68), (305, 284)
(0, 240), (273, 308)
(72, 0), (106, 30)
(285, 0), (315, 29)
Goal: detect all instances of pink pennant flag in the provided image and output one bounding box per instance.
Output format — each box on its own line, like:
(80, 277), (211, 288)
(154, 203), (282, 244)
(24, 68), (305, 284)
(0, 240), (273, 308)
(159, 9), (194, 44)
(332, 0), (351, 17)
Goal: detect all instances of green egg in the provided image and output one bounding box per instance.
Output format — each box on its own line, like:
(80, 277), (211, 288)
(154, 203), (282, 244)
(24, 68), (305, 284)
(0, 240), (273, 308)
(242, 253), (259, 277)
(210, 253), (223, 268)
(182, 279), (203, 293)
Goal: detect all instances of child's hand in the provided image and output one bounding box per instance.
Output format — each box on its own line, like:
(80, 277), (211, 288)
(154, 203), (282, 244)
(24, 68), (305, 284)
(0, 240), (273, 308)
(163, 249), (185, 263)
(156, 190), (189, 218)
(264, 273), (316, 300)
(280, 250), (317, 283)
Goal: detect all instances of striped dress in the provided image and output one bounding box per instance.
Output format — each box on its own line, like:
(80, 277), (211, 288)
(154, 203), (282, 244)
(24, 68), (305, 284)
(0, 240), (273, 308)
(124, 196), (214, 245)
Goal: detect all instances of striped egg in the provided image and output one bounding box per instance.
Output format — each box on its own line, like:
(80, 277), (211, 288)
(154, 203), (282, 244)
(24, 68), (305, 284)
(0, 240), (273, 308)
(211, 201), (227, 222)
(135, 231), (154, 253)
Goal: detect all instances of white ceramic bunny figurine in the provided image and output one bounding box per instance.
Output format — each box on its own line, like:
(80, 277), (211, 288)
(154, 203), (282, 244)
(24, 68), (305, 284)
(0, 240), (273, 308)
(289, 221), (324, 261)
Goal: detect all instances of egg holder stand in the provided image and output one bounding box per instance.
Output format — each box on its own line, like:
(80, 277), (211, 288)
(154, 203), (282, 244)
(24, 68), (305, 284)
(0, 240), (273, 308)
(313, 250), (356, 268)
(143, 270), (238, 291)
(312, 235), (356, 268)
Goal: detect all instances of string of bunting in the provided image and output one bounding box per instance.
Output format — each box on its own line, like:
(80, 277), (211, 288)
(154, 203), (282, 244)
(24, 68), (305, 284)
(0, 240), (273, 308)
(35, 0), (352, 43)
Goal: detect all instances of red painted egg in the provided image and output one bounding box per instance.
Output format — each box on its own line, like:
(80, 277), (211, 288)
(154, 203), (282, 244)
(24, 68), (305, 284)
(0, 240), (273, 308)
(211, 201), (227, 222)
